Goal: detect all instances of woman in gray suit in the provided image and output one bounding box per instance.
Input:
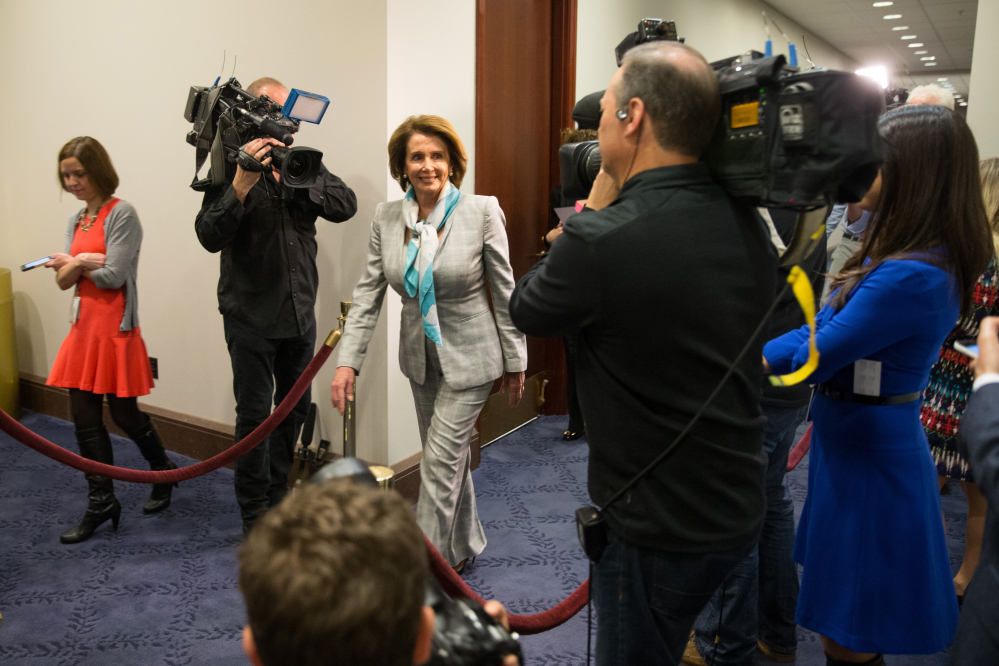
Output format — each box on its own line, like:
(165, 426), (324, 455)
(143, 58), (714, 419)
(331, 115), (527, 570)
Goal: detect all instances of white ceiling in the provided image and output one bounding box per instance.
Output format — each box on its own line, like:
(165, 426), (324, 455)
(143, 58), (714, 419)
(763, 0), (976, 102)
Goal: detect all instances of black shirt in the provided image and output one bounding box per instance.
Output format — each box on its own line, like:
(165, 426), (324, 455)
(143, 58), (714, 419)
(195, 165), (357, 338)
(510, 163), (778, 553)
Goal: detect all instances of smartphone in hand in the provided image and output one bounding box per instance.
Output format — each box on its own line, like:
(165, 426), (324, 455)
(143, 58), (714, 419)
(954, 339), (979, 359)
(21, 257), (52, 271)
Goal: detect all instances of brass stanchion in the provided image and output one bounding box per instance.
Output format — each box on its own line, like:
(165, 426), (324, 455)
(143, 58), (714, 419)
(339, 301), (356, 458)
(368, 465), (395, 490)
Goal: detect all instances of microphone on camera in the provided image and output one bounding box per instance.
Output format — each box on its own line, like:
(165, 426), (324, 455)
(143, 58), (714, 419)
(259, 117), (294, 146)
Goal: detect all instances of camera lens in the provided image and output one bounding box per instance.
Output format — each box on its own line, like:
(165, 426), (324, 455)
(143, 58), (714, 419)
(287, 153), (309, 180)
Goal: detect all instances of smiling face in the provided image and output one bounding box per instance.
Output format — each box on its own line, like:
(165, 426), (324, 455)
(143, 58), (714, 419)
(60, 157), (97, 203)
(405, 132), (450, 200)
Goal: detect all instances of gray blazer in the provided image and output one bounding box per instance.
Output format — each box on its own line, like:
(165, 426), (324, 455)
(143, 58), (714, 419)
(337, 194), (527, 390)
(63, 200), (142, 331)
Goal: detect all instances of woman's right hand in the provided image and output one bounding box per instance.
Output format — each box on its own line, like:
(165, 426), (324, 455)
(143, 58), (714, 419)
(74, 253), (106, 270)
(331, 366), (357, 415)
(45, 253), (73, 270)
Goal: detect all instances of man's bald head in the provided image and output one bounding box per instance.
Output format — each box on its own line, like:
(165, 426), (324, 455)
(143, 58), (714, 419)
(616, 42), (720, 157)
(247, 77), (289, 106)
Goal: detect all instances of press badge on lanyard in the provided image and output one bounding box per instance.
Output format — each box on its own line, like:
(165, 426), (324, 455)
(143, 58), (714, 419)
(854, 359), (882, 396)
(70, 290), (81, 324)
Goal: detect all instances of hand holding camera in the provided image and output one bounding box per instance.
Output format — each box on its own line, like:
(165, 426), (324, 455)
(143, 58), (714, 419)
(233, 138), (284, 202)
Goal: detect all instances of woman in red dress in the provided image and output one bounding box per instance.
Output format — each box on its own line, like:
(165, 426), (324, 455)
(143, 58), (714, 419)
(46, 136), (177, 544)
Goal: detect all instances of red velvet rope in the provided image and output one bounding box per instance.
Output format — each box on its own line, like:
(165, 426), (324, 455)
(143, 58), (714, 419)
(0, 345), (333, 484)
(787, 422), (811, 472)
(3, 341), (590, 635)
(424, 535), (590, 635)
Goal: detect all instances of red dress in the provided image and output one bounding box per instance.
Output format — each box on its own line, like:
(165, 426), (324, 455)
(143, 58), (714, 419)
(47, 199), (154, 397)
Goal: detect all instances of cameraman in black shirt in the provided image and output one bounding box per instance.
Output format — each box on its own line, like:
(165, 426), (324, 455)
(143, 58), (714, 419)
(509, 43), (777, 665)
(195, 77), (357, 534)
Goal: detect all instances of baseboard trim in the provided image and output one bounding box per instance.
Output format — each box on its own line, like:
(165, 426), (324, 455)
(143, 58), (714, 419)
(19, 373), (237, 468)
(17, 373), (481, 505)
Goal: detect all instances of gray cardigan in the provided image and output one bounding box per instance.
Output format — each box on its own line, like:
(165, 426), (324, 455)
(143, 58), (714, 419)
(64, 199), (142, 331)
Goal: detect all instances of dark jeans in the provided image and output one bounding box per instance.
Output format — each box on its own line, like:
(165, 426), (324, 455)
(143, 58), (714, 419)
(593, 530), (754, 666)
(692, 403), (808, 664)
(224, 317), (315, 527)
(563, 336), (584, 432)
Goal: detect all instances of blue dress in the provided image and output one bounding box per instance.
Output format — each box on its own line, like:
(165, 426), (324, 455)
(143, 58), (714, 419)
(764, 257), (960, 654)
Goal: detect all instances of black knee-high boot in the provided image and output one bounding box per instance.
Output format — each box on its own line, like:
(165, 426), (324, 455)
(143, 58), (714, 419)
(128, 416), (178, 514)
(825, 653), (885, 666)
(60, 426), (121, 544)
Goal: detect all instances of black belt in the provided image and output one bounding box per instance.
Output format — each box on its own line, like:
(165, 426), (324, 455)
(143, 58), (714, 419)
(816, 383), (922, 406)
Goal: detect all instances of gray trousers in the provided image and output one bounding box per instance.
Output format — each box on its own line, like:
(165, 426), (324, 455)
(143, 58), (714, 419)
(820, 234), (863, 307)
(410, 339), (492, 565)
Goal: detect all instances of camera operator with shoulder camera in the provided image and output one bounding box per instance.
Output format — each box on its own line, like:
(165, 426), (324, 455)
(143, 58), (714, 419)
(238, 479), (520, 666)
(509, 41), (777, 665)
(195, 77), (357, 535)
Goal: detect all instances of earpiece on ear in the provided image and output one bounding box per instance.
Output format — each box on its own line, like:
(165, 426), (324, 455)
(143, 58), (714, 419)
(616, 109), (628, 121)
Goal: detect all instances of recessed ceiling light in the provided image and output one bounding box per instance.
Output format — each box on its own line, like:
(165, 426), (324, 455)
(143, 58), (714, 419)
(901, 35), (917, 40)
(937, 78), (949, 81)
(883, 14), (903, 20)
(960, 102), (968, 106)
(914, 51), (928, 54)
(892, 26), (909, 30)
(907, 43), (924, 47)
(924, 62), (937, 66)
(873, 2), (893, 6)
(920, 56), (936, 61)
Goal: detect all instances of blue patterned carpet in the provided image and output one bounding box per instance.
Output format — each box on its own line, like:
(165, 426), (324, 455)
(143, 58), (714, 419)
(0, 413), (969, 665)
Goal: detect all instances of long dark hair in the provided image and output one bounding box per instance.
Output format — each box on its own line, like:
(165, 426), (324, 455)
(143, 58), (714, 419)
(829, 105), (992, 318)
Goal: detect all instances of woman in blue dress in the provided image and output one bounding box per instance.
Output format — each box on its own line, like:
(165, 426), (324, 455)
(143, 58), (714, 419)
(764, 105), (993, 664)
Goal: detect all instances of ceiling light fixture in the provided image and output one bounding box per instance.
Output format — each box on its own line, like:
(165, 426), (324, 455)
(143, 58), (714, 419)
(883, 14), (902, 19)
(873, 1), (893, 6)
(892, 26), (909, 30)
(856, 66), (889, 89)
(920, 56), (936, 60)
(901, 35), (917, 39)
(924, 62), (937, 66)
(907, 43), (924, 47)
(960, 102), (968, 107)
(937, 78), (948, 81)
(914, 51), (928, 54)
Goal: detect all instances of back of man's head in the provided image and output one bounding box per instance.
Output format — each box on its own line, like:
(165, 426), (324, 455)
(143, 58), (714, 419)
(907, 83), (955, 110)
(247, 77), (286, 98)
(238, 480), (428, 666)
(617, 42), (720, 158)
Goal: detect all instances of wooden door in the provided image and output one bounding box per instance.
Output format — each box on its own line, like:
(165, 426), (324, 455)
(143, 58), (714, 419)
(475, 0), (577, 440)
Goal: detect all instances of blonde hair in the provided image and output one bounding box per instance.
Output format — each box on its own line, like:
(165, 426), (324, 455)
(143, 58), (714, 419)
(981, 158), (999, 252)
(388, 115), (467, 191)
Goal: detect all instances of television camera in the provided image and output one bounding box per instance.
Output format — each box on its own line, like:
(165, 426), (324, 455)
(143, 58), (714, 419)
(560, 18), (885, 210)
(184, 78), (329, 191)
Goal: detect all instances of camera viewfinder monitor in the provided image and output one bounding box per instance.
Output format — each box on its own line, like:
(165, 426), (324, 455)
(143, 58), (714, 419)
(282, 89), (330, 124)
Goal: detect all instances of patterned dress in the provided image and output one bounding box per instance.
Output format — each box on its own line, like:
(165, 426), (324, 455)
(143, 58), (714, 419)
(920, 254), (999, 482)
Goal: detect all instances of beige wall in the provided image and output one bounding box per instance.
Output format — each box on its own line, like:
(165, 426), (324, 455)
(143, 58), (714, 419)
(0, 0), (479, 466)
(967, 0), (999, 159)
(576, 0), (856, 102)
